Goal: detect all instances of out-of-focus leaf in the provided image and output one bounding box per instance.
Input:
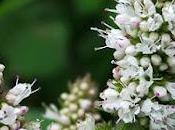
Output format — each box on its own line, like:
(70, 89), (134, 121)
(0, 0), (33, 17)
(2, 21), (69, 77)
(74, 0), (106, 15)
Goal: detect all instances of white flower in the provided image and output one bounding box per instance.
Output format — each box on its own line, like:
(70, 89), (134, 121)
(77, 115), (95, 130)
(162, 41), (175, 57)
(137, 65), (154, 97)
(168, 21), (175, 36)
(100, 87), (119, 100)
(136, 84), (149, 97)
(115, 3), (141, 36)
(150, 105), (175, 130)
(43, 104), (70, 125)
(147, 13), (163, 31)
(141, 99), (153, 115)
(99, 99), (121, 113)
(116, 55), (140, 79)
(134, 0), (156, 18)
(141, 99), (175, 130)
(162, 3), (175, 22)
(162, 3), (175, 36)
(6, 79), (39, 106)
(98, 87), (120, 113)
(118, 102), (140, 123)
(166, 82), (175, 99)
(0, 104), (17, 125)
(120, 87), (140, 104)
(105, 29), (130, 51)
(136, 34), (161, 54)
(92, 28), (130, 51)
(47, 123), (62, 130)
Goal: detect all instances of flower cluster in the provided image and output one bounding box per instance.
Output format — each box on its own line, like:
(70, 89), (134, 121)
(93, 0), (175, 129)
(0, 64), (41, 130)
(44, 75), (100, 130)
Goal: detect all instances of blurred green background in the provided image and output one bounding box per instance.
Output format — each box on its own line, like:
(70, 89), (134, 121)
(0, 0), (114, 127)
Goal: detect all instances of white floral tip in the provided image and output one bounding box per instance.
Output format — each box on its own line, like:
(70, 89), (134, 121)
(6, 78), (40, 106)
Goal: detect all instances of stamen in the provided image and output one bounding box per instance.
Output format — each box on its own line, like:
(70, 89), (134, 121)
(16, 75), (19, 85)
(31, 87), (40, 94)
(101, 21), (113, 29)
(90, 27), (107, 34)
(151, 95), (156, 100)
(105, 8), (117, 13)
(94, 46), (108, 51)
(31, 88), (41, 94)
(31, 78), (37, 87)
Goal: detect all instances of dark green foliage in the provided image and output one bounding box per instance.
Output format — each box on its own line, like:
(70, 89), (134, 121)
(0, 0), (113, 106)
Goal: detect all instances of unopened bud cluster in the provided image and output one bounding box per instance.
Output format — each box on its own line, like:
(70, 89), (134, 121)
(93, 0), (175, 129)
(0, 64), (40, 130)
(44, 75), (100, 130)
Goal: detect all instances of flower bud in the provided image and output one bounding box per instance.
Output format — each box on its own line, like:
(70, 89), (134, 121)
(69, 103), (78, 112)
(139, 21), (148, 32)
(149, 32), (159, 42)
(153, 86), (167, 97)
(68, 94), (76, 102)
(15, 106), (28, 116)
(159, 94), (171, 101)
(77, 109), (85, 117)
(167, 57), (175, 67)
(0, 126), (9, 130)
(112, 67), (121, 80)
(140, 57), (150, 68)
(88, 88), (96, 96)
(72, 87), (79, 94)
(161, 33), (171, 43)
(113, 51), (125, 60)
(125, 45), (136, 56)
(79, 99), (92, 110)
(151, 54), (162, 66)
(80, 82), (89, 91)
(159, 63), (168, 71)
(0, 64), (5, 72)
(60, 108), (69, 115)
(61, 93), (69, 100)
(71, 113), (78, 121)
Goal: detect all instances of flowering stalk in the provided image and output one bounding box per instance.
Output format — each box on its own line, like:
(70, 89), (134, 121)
(0, 64), (41, 130)
(44, 74), (101, 130)
(92, 0), (175, 129)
